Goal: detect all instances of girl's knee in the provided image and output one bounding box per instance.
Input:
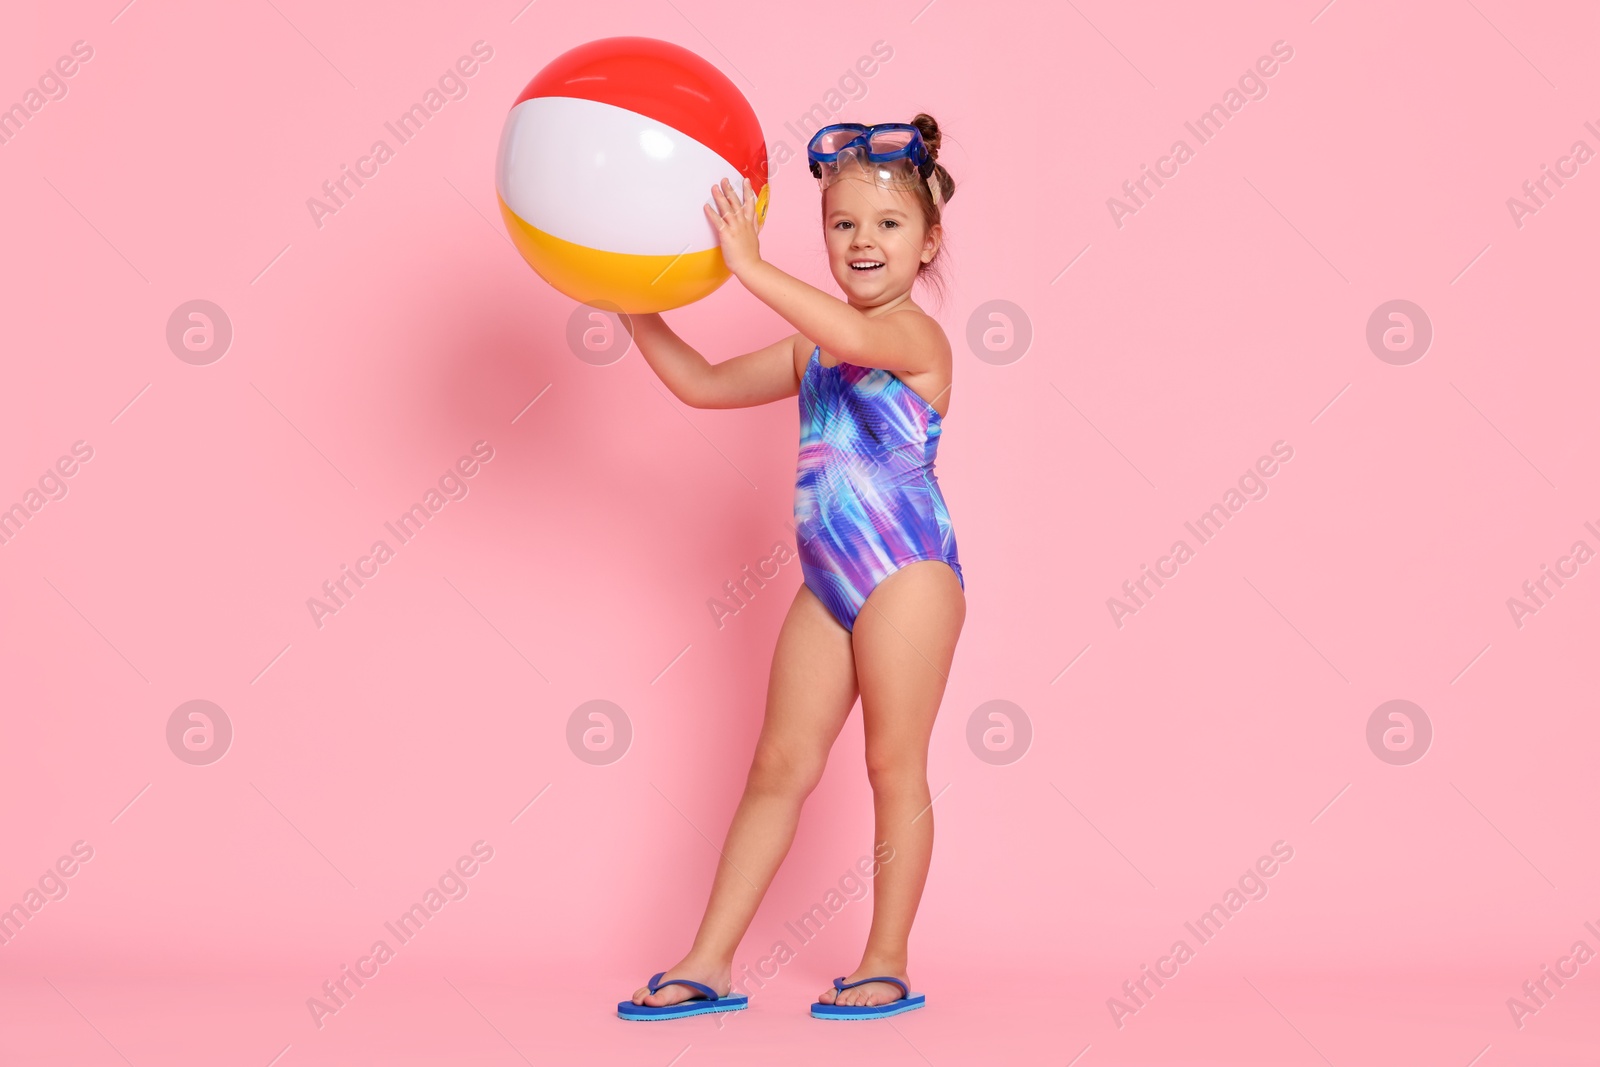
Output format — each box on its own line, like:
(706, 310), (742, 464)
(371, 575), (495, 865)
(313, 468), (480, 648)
(864, 754), (928, 797)
(748, 742), (826, 797)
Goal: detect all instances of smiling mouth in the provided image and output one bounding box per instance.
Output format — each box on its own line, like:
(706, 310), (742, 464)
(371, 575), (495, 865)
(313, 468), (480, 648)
(849, 260), (885, 272)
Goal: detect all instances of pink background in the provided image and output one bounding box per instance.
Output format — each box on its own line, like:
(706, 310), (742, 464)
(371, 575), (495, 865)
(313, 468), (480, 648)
(3, 0), (1597, 1064)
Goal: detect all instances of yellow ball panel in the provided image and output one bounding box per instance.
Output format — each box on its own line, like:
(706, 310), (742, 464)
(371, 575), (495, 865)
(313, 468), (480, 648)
(497, 195), (732, 313)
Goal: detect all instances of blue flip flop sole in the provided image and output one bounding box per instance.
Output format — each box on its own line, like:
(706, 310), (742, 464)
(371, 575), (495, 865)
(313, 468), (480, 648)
(617, 995), (749, 1021)
(811, 993), (926, 1020)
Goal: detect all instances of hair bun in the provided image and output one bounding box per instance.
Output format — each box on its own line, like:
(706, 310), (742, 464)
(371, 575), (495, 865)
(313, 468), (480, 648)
(911, 113), (942, 162)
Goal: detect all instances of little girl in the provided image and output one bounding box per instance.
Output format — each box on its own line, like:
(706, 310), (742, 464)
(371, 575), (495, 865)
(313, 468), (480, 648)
(618, 114), (965, 1021)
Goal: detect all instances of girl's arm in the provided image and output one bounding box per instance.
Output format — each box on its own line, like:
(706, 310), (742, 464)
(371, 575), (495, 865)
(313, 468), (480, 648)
(737, 259), (946, 376)
(707, 177), (947, 375)
(626, 312), (801, 410)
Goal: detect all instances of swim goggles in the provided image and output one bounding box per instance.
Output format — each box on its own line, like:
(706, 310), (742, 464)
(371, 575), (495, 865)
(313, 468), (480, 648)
(807, 123), (935, 194)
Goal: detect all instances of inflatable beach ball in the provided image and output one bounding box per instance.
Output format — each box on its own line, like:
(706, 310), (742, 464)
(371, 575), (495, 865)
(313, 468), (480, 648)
(495, 37), (770, 314)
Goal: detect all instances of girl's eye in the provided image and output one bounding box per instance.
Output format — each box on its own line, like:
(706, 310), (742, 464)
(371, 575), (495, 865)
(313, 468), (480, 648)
(883, 220), (898, 229)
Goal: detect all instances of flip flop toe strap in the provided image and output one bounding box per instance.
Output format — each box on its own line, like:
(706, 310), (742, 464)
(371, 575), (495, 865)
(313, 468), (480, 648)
(831, 975), (909, 1001)
(648, 971), (720, 1002)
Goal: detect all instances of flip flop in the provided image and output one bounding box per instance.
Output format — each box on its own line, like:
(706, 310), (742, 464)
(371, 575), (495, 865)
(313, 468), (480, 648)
(811, 975), (926, 1020)
(616, 972), (750, 1021)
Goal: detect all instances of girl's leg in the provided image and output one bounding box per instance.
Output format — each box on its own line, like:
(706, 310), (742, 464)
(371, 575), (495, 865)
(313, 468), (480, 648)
(818, 560), (965, 1008)
(632, 583), (858, 1007)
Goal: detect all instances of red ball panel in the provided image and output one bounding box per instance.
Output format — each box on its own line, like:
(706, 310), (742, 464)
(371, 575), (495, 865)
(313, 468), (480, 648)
(512, 36), (768, 191)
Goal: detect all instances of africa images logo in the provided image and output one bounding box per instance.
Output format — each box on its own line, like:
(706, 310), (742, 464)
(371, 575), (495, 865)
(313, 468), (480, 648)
(305, 41), (494, 229)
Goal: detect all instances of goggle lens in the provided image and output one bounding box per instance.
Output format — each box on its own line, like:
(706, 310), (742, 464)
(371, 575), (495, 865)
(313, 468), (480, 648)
(867, 128), (914, 153)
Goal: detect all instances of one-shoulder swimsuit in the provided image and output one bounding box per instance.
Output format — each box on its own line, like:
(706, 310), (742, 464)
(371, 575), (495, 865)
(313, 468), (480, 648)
(794, 344), (964, 632)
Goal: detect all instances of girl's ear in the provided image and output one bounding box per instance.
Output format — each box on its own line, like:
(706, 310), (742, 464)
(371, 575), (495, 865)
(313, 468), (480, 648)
(921, 222), (943, 263)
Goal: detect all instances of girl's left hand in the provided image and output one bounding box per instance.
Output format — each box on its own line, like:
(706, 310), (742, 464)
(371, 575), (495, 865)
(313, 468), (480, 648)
(705, 177), (763, 278)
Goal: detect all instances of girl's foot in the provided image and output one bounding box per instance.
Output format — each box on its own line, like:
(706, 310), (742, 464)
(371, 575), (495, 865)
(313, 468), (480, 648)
(816, 960), (911, 1008)
(630, 957), (734, 1008)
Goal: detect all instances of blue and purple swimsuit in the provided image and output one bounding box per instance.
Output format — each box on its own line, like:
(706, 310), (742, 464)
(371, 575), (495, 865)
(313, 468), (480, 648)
(794, 345), (964, 631)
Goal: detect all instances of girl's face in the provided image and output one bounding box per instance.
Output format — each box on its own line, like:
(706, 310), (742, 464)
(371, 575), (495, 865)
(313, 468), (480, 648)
(822, 174), (941, 309)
